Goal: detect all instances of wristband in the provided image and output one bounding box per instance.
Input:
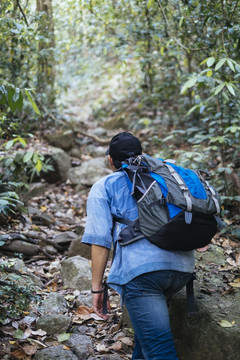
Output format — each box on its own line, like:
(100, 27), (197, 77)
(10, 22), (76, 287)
(91, 287), (105, 294)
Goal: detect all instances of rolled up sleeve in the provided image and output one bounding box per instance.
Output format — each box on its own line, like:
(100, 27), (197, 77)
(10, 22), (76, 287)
(82, 182), (113, 250)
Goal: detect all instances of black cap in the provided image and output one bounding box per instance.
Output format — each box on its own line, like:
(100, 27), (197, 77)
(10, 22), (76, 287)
(106, 132), (142, 161)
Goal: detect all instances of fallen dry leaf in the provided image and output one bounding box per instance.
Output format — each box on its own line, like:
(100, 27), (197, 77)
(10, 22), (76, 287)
(10, 349), (30, 360)
(22, 343), (38, 356)
(218, 320), (234, 328)
(31, 329), (47, 336)
(63, 345), (71, 350)
(91, 313), (105, 321)
(96, 343), (109, 353)
(119, 336), (134, 346)
(110, 341), (122, 351)
(0, 325), (16, 336)
(75, 306), (94, 316)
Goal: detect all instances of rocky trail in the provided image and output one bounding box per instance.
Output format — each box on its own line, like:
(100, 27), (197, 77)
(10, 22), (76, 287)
(0, 125), (137, 360)
(0, 121), (240, 359)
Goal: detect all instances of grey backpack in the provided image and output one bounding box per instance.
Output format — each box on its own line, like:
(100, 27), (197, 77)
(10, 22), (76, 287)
(115, 155), (222, 251)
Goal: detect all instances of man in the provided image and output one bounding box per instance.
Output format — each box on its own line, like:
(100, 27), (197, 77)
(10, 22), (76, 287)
(82, 132), (195, 360)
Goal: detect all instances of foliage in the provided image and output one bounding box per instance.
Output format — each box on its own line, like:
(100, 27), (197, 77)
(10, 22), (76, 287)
(0, 134), (54, 184)
(0, 183), (23, 217)
(1, 0), (240, 210)
(54, 0), (239, 207)
(0, 264), (37, 323)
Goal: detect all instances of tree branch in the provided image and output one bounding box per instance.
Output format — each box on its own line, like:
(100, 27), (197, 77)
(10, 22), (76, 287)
(16, 0), (29, 27)
(156, 0), (209, 53)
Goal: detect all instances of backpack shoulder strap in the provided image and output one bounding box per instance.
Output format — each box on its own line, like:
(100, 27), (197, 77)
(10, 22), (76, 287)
(163, 162), (193, 213)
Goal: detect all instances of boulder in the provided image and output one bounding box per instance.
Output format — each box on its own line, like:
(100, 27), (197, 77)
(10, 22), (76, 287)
(45, 130), (75, 151)
(2, 240), (39, 257)
(61, 255), (92, 291)
(69, 147), (82, 158)
(68, 238), (91, 260)
(36, 314), (71, 335)
(39, 293), (68, 314)
(67, 157), (110, 187)
(0, 258), (43, 288)
(85, 145), (107, 158)
(121, 245), (240, 360)
(92, 127), (107, 137)
(54, 231), (78, 245)
(75, 292), (92, 308)
(42, 147), (71, 183)
(34, 345), (78, 360)
(66, 334), (93, 359)
(102, 115), (128, 130)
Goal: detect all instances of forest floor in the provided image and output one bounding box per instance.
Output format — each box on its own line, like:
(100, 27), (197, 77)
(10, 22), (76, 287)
(1, 81), (240, 359)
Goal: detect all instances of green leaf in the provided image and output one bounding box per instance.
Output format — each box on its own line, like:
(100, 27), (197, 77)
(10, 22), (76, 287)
(147, 0), (153, 9)
(14, 329), (24, 339)
(186, 105), (200, 116)
(213, 83), (225, 95)
(8, 88), (18, 112)
(180, 77), (197, 94)
(215, 58), (227, 71)
(58, 333), (71, 342)
(206, 57), (215, 67)
(207, 70), (213, 77)
(35, 158), (42, 172)
(4, 140), (14, 150)
(227, 59), (235, 72)
(16, 92), (23, 111)
(23, 151), (34, 163)
(226, 83), (235, 96)
(17, 137), (27, 147)
(24, 89), (41, 115)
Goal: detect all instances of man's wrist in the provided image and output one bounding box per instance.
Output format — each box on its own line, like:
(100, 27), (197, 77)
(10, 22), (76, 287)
(92, 283), (104, 292)
(91, 281), (106, 293)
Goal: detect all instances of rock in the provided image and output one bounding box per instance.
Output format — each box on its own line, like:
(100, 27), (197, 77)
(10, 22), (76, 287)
(45, 130), (75, 151)
(0, 258), (43, 288)
(68, 238), (91, 260)
(67, 157), (110, 187)
(66, 334), (93, 359)
(34, 345), (78, 360)
(36, 314), (71, 335)
(102, 115), (128, 130)
(85, 145), (107, 158)
(54, 231), (78, 245)
(170, 288), (240, 360)
(42, 147), (71, 183)
(49, 259), (61, 273)
(92, 127), (107, 137)
(61, 255), (92, 291)
(44, 244), (58, 255)
(69, 147), (82, 158)
(39, 293), (68, 314)
(75, 293), (92, 308)
(231, 226), (240, 240)
(2, 240), (39, 256)
(121, 245), (240, 360)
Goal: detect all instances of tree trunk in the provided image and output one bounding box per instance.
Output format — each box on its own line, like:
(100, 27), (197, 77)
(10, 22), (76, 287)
(36, 0), (55, 102)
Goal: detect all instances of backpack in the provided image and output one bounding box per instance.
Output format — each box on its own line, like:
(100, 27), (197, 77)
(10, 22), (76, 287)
(114, 155), (222, 251)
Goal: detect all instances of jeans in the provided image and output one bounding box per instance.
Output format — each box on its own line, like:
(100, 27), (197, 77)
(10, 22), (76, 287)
(123, 270), (193, 360)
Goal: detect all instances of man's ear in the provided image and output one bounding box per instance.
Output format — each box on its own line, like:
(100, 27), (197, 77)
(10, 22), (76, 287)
(109, 156), (116, 170)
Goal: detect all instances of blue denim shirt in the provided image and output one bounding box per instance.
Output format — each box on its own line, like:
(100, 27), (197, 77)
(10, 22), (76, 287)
(82, 171), (195, 295)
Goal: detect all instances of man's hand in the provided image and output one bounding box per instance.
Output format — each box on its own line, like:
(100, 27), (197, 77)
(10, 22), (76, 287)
(92, 291), (110, 320)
